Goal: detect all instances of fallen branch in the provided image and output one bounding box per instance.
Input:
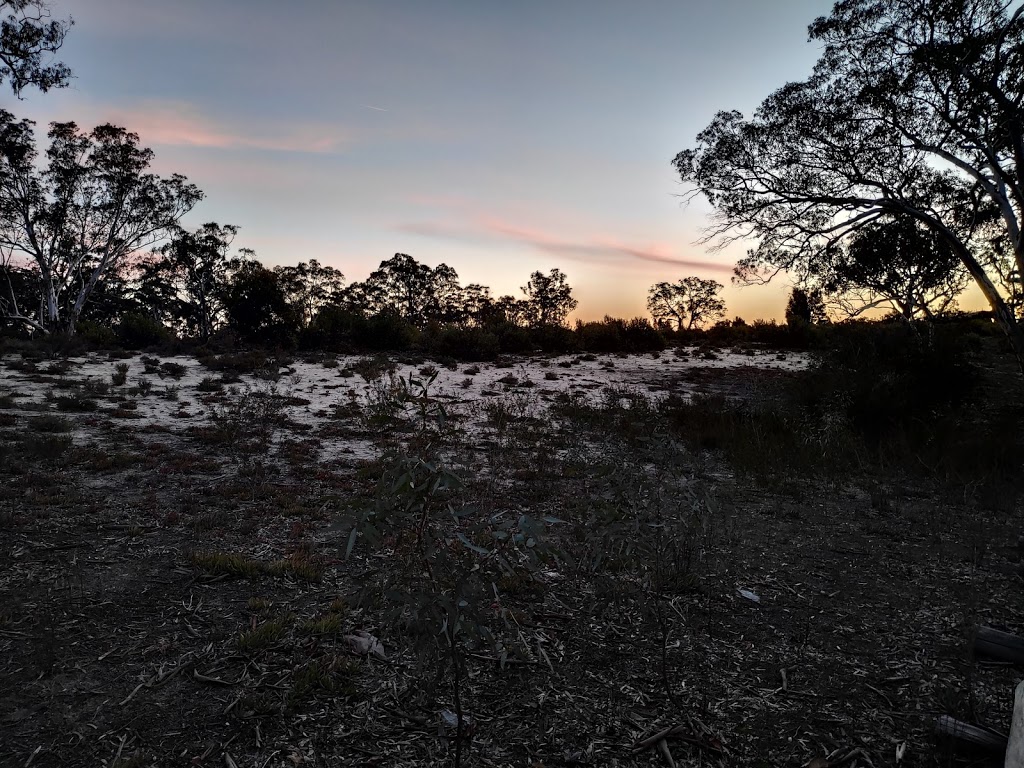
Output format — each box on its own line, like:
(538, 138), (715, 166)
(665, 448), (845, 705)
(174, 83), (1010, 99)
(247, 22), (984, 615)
(632, 723), (724, 757)
(119, 653), (194, 706)
(974, 626), (1024, 665)
(934, 715), (1007, 754)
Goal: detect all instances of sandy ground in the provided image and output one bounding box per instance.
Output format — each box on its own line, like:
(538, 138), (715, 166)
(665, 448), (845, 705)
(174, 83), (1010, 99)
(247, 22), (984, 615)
(0, 347), (807, 466)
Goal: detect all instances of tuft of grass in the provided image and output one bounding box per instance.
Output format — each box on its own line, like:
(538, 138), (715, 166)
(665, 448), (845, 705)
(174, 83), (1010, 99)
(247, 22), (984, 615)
(30, 414), (71, 433)
(288, 656), (358, 706)
(160, 361), (187, 379)
(196, 376), (224, 392)
(190, 551), (323, 582)
(267, 555), (323, 583)
(237, 615), (291, 652)
(111, 362), (130, 386)
(42, 360), (73, 375)
(80, 379), (110, 396)
(190, 551), (265, 579)
(247, 596), (272, 613)
(21, 433), (73, 458)
(53, 393), (99, 412)
(351, 354), (395, 382)
(299, 612), (343, 636)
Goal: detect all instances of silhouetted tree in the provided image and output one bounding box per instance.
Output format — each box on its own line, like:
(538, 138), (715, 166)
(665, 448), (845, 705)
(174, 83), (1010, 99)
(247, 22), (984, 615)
(142, 223), (250, 340)
(274, 259), (345, 328)
(343, 253), (484, 327)
(0, 260), (34, 328)
(823, 218), (968, 320)
(647, 277), (725, 330)
(0, 115), (202, 334)
(224, 262), (297, 343)
(0, 1), (72, 97)
(451, 283), (493, 325)
(785, 287), (827, 327)
(674, 0), (1024, 368)
(520, 269), (577, 327)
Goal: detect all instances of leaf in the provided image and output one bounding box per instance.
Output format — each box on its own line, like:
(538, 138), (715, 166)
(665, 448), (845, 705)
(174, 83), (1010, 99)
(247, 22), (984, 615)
(344, 527), (359, 559)
(457, 532), (490, 555)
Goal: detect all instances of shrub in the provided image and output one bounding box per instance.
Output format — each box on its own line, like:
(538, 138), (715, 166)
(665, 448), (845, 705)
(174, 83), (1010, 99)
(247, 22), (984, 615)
(115, 313), (172, 349)
(111, 363), (130, 386)
(77, 321), (118, 348)
(431, 326), (500, 361)
(352, 311), (417, 351)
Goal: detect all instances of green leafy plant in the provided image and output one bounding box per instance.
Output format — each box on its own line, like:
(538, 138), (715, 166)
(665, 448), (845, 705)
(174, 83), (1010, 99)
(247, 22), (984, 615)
(345, 372), (555, 767)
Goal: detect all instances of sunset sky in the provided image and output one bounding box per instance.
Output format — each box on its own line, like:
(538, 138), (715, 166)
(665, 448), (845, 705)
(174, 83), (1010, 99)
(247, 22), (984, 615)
(14, 0), (835, 321)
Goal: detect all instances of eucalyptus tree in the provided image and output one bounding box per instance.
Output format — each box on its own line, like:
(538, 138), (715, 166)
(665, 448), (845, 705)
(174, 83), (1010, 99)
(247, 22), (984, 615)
(520, 268), (577, 327)
(0, 0), (72, 96)
(675, 0), (1024, 367)
(274, 259), (345, 328)
(785, 287), (828, 326)
(647, 277), (725, 330)
(142, 223), (252, 340)
(345, 253), (484, 326)
(823, 217), (969, 320)
(0, 114), (202, 334)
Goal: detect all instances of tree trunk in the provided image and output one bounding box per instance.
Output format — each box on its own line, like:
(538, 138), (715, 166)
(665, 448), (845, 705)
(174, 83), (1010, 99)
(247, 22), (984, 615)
(951, 239), (1024, 377)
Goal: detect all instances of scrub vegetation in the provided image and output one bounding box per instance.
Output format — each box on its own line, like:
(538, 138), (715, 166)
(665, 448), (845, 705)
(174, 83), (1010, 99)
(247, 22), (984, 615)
(2, 1), (1024, 766)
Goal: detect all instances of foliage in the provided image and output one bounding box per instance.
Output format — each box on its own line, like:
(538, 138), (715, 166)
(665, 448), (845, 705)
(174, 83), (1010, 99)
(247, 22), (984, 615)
(274, 259), (345, 329)
(576, 316), (666, 353)
(346, 372), (556, 765)
(785, 287), (827, 327)
(0, 1), (72, 96)
(675, 0), (1024, 365)
(223, 262), (298, 345)
(428, 325), (501, 361)
(519, 268), (577, 327)
(114, 312), (172, 349)
(647, 277), (725, 330)
(661, 320), (1008, 486)
(142, 223), (251, 340)
(0, 116), (202, 334)
(342, 253), (487, 327)
(822, 218), (970, 320)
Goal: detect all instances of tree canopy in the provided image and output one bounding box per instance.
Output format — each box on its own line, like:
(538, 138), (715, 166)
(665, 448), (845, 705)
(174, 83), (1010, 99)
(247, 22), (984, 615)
(0, 115), (202, 334)
(674, 0), (1024, 364)
(0, 0), (72, 96)
(647, 277), (726, 331)
(520, 269), (577, 327)
(823, 217), (969, 320)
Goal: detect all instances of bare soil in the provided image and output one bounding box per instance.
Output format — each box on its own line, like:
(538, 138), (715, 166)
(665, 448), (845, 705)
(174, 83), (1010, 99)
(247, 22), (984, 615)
(0, 349), (1020, 768)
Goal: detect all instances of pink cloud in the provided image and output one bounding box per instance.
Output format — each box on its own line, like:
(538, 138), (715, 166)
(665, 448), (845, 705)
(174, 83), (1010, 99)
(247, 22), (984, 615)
(399, 215), (732, 273)
(104, 101), (352, 154)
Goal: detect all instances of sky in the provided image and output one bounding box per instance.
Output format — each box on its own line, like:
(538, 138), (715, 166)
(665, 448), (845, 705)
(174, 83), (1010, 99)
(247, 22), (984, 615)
(12, 0), (837, 322)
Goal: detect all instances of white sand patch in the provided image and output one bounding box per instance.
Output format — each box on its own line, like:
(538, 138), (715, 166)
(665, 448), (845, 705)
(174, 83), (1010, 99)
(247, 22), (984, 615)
(0, 348), (807, 467)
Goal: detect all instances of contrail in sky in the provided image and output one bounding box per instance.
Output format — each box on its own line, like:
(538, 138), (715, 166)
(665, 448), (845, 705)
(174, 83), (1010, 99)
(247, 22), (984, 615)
(362, 105), (387, 111)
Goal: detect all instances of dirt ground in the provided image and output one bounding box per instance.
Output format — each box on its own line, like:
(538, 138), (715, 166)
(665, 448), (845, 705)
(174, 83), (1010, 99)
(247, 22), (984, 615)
(0, 348), (1021, 768)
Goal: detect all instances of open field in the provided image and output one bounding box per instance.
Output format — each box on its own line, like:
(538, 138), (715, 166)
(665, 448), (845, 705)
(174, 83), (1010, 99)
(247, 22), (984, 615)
(0, 345), (1021, 768)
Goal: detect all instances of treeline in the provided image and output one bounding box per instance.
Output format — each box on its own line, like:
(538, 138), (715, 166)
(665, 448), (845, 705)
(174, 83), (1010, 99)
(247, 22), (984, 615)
(0, 226), (830, 358)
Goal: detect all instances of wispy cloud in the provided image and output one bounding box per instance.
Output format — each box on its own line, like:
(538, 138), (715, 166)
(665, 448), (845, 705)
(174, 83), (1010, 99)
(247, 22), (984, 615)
(399, 215), (732, 272)
(105, 101), (352, 154)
